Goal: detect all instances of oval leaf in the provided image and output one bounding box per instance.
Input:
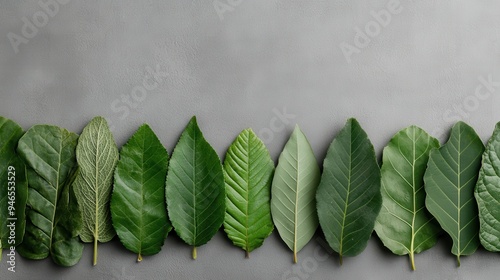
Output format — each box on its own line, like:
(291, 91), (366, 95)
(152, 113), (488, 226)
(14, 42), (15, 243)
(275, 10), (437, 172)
(0, 117), (28, 255)
(223, 128), (274, 257)
(165, 116), (225, 259)
(374, 126), (441, 270)
(16, 124), (83, 266)
(271, 125), (320, 263)
(316, 118), (381, 264)
(73, 116), (118, 265)
(424, 121), (484, 266)
(476, 122), (500, 252)
(111, 124), (171, 262)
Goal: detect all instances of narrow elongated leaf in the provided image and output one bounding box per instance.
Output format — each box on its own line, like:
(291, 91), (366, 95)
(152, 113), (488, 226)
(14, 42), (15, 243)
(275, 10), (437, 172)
(16, 125), (83, 266)
(476, 122), (500, 251)
(316, 118), (381, 264)
(0, 117), (27, 258)
(424, 121), (484, 266)
(374, 126), (441, 270)
(165, 116), (225, 259)
(111, 124), (171, 262)
(223, 128), (274, 257)
(73, 116), (118, 265)
(271, 125), (320, 263)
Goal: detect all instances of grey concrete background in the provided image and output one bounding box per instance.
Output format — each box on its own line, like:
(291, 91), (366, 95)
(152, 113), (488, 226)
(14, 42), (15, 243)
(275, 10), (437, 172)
(1, 0), (500, 279)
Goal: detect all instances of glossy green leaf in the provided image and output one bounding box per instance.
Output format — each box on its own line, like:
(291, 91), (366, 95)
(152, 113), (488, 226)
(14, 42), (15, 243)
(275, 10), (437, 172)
(374, 126), (441, 270)
(424, 121), (484, 266)
(0, 117), (28, 258)
(223, 128), (274, 257)
(476, 122), (500, 252)
(316, 118), (381, 264)
(73, 116), (118, 265)
(16, 125), (83, 266)
(111, 124), (171, 262)
(165, 116), (225, 259)
(271, 125), (320, 263)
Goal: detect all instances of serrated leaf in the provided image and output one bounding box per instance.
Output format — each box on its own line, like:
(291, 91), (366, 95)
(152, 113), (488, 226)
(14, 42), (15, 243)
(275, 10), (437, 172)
(165, 116), (225, 259)
(223, 128), (274, 257)
(374, 126), (441, 271)
(111, 124), (171, 262)
(0, 117), (28, 258)
(271, 125), (320, 263)
(73, 116), (118, 265)
(16, 124), (83, 266)
(424, 121), (484, 266)
(316, 118), (381, 264)
(476, 122), (500, 252)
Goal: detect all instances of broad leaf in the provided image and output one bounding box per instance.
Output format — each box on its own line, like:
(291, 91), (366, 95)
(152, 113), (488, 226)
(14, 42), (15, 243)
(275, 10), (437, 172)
(165, 116), (225, 259)
(16, 125), (83, 266)
(316, 118), (381, 264)
(111, 124), (171, 262)
(476, 122), (500, 252)
(223, 128), (274, 257)
(424, 121), (484, 266)
(271, 125), (320, 263)
(374, 126), (441, 270)
(73, 116), (118, 265)
(0, 117), (27, 258)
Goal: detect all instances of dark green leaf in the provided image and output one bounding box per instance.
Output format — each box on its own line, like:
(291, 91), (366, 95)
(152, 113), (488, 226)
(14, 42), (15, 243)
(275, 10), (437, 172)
(316, 118), (381, 264)
(111, 124), (171, 262)
(375, 126), (441, 270)
(165, 116), (225, 259)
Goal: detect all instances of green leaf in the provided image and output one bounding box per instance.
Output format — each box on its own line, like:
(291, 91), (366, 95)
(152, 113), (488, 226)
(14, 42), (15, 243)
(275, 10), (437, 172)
(16, 125), (83, 267)
(476, 122), (500, 252)
(111, 124), (171, 262)
(316, 118), (381, 264)
(424, 121), (484, 266)
(271, 125), (320, 263)
(223, 128), (274, 257)
(0, 117), (28, 257)
(73, 116), (118, 265)
(165, 116), (225, 259)
(374, 125), (441, 271)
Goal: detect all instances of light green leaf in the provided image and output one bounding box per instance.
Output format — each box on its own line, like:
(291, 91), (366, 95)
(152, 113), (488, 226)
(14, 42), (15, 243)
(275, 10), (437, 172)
(271, 125), (320, 263)
(73, 116), (118, 265)
(316, 118), (381, 264)
(476, 122), (500, 252)
(165, 116), (225, 259)
(0, 117), (28, 258)
(375, 126), (441, 271)
(16, 125), (83, 266)
(223, 128), (274, 257)
(111, 124), (171, 262)
(424, 121), (484, 266)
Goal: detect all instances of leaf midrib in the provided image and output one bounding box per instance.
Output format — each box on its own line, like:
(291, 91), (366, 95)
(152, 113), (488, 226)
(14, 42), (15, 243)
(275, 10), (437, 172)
(339, 129), (353, 257)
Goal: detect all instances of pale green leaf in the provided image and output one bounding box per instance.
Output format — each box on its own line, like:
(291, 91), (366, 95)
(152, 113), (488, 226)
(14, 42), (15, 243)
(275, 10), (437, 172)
(271, 125), (320, 263)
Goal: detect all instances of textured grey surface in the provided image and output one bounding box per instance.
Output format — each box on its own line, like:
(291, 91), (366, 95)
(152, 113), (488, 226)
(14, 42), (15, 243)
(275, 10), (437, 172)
(1, 0), (500, 279)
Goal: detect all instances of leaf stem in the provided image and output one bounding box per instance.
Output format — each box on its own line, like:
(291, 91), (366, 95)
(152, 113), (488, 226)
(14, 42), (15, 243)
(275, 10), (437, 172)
(93, 238), (98, 266)
(192, 247), (197, 260)
(137, 254), (142, 262)
(409, 252), (415, 271)
(293, 251), (297, 263)
(339, 254), (343, 266)
(457, 255), (461, 267)
(245, 250), (250, 259)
